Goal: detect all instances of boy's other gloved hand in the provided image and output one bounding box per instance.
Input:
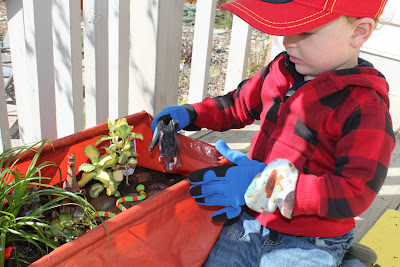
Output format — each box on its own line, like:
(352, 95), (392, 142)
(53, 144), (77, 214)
(149, 105), (190, 151)
(189, 140), (266, 222)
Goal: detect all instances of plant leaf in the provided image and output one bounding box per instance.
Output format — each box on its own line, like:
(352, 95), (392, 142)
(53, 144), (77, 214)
(115, 118), (128, 128)
(95, 135), (111, 146)
(117, 125), (133, 140)
(89, 183), (104, 198)
(98, 154), (113, 167)
(118, 154), (128, 164)
(78, 163), (96, 172)
(84, 144), (100, 161)
(131, 133), (144, 141)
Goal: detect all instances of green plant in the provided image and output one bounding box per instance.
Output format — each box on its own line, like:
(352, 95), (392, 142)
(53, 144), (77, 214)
(44, 212), (86, 244)
(215, 9), (233, 29)
(0, 140), (96, 267)
(78, 118), (144, 198)
(183, 3), (196, 26)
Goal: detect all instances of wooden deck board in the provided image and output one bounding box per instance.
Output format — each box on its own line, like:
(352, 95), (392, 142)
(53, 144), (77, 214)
(192, 122), (400, 243)
(187, 121), (260, 154)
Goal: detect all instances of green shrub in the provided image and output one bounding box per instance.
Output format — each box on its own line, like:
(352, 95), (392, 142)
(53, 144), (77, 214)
(183, 3), (196, 25)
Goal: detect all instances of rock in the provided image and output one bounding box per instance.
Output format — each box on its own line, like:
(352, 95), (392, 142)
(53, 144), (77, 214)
(108, 206), (121, 215)
(148, 183), (168, 191)
(147, 190), (163, 199)
(90, 196), (117, 211)
(133, 172), (152, 183)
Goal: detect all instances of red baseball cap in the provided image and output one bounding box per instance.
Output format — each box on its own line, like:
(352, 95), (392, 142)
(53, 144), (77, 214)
(220, 0), (388, 36)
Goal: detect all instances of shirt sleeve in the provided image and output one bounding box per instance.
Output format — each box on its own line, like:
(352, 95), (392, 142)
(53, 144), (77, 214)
(190, 65), (269, 131)
(292, 102), (396, 219)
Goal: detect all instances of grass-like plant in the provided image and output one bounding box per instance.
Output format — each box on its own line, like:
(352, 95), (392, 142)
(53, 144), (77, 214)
(0, 140), (96, 267)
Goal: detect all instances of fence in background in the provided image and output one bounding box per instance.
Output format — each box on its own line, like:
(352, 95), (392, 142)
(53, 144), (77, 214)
(1, 0), (399, 153)
(0, 0), (255, 152)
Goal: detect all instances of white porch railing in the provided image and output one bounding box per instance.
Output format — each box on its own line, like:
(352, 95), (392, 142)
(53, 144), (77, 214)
(2, 0), (399, 154)
(0, 0), (254, 152)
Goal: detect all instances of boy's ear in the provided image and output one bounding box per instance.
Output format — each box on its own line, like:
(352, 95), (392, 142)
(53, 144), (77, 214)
(350, 17), (376, 48)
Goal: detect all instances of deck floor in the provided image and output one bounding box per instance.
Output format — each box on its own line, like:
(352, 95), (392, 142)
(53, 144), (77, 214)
(190, 95), (400, 242)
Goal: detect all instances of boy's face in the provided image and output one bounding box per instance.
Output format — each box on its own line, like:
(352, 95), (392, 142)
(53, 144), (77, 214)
(283, 16), (358, 79)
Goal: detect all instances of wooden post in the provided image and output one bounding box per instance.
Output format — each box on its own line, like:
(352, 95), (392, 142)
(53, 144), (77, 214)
(52, 0), (84, 138)
(83, 0), (109, 128)
(224, 15), (252, 94)
(0, 52), (10, 152)
(188, 0), (217, 104)
(108, 0), (129, 119)
(6, 0), (57, 144)
(129, 0), (184, 116)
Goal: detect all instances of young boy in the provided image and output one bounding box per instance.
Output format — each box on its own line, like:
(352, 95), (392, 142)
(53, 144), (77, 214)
(151, 0), (395, 266)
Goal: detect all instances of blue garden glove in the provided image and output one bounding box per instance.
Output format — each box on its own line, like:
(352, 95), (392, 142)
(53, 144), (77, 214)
(189, 140), (266, 222)
(149, 105), (190, 152)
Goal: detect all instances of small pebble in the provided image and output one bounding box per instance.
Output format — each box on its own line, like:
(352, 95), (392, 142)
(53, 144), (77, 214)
(90, 196), (117, 211)
(133, 172), (152, 183)
(148, 183), (168, 191)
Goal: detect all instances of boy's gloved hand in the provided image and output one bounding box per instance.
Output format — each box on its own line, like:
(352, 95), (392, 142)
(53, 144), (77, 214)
(189, 140), (266, 222)
(149, 105), (190, 151)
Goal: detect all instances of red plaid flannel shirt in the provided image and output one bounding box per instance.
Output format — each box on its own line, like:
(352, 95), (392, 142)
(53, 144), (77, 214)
(190, 53), (396, 237)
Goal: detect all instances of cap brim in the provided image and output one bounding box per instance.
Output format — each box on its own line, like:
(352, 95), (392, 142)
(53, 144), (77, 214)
(220, 0), (340, 36)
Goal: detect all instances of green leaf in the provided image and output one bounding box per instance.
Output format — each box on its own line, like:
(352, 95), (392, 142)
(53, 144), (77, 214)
(95, 170), (111, 185)
(118, 153), (128, 165)
(103, 153), (118, 170)
(84, 144), (100, 161)
(112, 170), (124, 183)
(115, 118), (128, 128)
(117, 125), (134, 140)
(131, 133), (144, 141)
(89, 183), (104, 198)
(78, 163), (96, 172)
(78, 172), (96, 187)
(98, 154), (113, 167)
(107, 117), (116, 130)
(106, 178), (118, 196)
(95, 135), (111, 146)
(127, 157), (138, 167)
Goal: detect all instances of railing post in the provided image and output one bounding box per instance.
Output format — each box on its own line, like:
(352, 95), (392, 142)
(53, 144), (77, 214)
(83, 0), (109, 128)
(6, 0), (57, 145)
(188, 0), (217, 104)
(129, 0), (183, 116)
(52, 0), (84, 138)
(108, 0), (129, 119)
(224, 15), (252, 94)
(0, 52), (10, 152)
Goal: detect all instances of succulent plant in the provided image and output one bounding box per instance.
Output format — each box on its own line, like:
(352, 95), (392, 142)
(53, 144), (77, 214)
(78, 118), (143, 198)
(44, 213), (86, 243)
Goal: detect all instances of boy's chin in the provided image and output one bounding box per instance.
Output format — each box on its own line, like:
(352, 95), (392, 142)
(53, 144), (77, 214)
(294, 65), (320, 80)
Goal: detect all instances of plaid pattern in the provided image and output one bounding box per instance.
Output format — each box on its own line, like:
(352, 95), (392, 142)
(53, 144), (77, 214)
(191, 53), (395, 237)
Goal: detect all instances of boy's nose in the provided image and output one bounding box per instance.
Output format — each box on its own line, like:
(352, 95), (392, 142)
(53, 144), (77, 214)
(283, 35), (299, 48)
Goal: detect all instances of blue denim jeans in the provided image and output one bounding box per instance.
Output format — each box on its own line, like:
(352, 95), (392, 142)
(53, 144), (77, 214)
(203, 208), (358, 267)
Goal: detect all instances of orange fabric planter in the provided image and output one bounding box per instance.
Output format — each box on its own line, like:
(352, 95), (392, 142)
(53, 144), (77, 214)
(13, 111), (223, 266)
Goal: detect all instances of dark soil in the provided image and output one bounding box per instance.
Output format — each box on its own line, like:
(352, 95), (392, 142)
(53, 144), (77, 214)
(6, 241), (46, 267)
(5, 167), (185, 267)
(82, 166), (186, 219)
